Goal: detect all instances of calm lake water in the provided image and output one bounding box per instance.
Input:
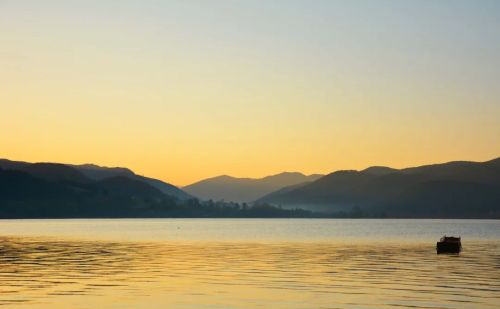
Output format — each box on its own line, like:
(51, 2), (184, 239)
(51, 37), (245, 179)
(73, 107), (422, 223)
(0, 219), (498, 308)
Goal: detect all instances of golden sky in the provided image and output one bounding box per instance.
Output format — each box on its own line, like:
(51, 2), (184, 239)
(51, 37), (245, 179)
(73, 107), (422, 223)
(1, 1), (499, 186)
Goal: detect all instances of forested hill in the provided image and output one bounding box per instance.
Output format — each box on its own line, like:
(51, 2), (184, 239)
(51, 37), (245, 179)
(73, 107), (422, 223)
(258, 157), (500, 219)
(0, 159), (313, 218)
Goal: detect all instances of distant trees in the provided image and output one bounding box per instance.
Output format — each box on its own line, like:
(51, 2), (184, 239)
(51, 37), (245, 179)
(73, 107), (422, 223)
(144, 197), (320, 218)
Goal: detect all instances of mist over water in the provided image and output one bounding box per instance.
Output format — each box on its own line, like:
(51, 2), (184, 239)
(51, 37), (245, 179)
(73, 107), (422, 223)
(1, 219), (499, 308)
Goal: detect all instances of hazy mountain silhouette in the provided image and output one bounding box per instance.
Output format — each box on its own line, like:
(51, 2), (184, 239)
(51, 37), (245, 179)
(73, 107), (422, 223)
(74, 163), (192, 200)
(0, 160), (315, 219)
(2, 157), (499, 218)
(0, 159), (191, 201)
(0, 167), (178, 218)
(0, 160), (89, 183)
(183, 172), (324, 203)
(74, 164), (135, 179)
(362, 166), (398, 176)
(258, 158), (500, 218)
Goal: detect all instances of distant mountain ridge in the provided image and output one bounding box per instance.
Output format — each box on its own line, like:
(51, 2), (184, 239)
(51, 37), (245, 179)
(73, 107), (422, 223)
(258, 157), (500, 218)
(183, 172), (324, 203)
(74, 163), (192, 200)
(1, 157), (499, 218)
(0, 159), (191, 201)
(0, 159), (315, 219)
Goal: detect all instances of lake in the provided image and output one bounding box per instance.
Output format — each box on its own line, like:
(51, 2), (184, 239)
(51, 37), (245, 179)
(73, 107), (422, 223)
(0, 219), (498, 308)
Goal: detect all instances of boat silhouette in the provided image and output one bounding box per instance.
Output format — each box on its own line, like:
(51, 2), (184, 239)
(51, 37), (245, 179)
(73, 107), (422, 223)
(436, 236), (461, 254)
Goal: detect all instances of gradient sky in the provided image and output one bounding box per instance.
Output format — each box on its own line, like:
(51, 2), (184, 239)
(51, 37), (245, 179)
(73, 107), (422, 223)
(1, 0), (499, 186)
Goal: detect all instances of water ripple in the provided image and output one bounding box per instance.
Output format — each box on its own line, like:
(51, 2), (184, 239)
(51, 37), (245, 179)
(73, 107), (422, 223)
(0, 237), (499, 308)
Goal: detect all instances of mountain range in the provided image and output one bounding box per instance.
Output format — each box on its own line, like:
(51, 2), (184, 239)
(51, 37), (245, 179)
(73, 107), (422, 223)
(0, 159), (197, 218)
(0, 159), (191, 200)
(0, 159), (316, 218)
(258, 157), (500, 218)
(183, 172), (323, 203)
(1, 157), (499, 218)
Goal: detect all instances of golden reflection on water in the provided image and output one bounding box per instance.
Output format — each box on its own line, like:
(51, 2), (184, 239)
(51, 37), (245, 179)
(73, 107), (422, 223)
(0, 237), (499, 309)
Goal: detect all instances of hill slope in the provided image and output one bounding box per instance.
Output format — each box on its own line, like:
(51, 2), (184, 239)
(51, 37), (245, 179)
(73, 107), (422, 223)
(0, 161), (315, 219)
(74, 164), (192, 200)
(183, 172), (323, 203)
(0, 167), (178, 218)
(258, 158), (500, 218)
(0, 159), (191, 201)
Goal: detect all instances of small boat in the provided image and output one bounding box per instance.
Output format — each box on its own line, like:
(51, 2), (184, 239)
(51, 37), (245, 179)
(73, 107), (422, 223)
(436, 236), (461, 254)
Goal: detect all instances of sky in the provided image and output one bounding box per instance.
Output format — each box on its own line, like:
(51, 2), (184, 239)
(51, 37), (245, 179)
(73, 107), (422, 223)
(1, 0), (499, 186)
